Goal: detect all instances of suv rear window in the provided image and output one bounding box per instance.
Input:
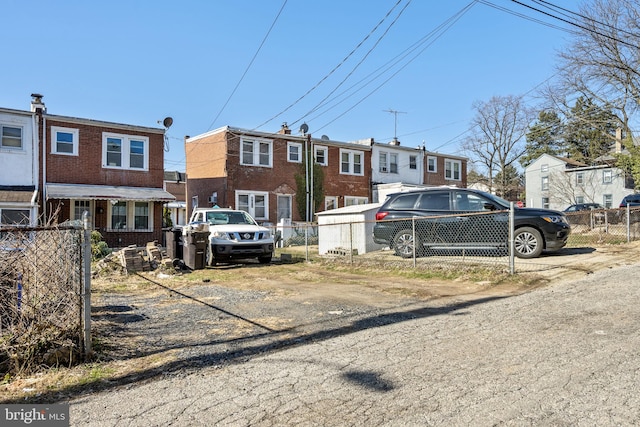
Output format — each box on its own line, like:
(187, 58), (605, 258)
(389, 193), (420, 209)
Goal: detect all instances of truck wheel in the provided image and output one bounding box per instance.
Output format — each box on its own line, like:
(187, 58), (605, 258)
(514, 227), (543, 259)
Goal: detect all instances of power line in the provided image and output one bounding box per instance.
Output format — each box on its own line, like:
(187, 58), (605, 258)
(253, 0), (406, 131)
(290, 0), (412, 127)
(313, 1), (476, 134)
(206, 0), (288, 131)
(508, 0), (640, 49)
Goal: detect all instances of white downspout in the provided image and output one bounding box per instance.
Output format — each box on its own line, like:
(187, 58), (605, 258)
(42, 116), (47, 222)
(31, 113), (39, 226)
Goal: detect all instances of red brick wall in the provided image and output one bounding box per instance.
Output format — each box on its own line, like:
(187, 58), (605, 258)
(424, 156), (468, 187)
(45, 118), (165, 187)
(320, 145), (371, 208)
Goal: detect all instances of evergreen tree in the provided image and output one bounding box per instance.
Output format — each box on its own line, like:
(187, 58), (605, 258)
(564, 97), (617, 164)
(520, 110), (565, 168)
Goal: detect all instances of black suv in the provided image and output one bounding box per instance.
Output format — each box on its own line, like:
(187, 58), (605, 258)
(373, 188), (571, 259)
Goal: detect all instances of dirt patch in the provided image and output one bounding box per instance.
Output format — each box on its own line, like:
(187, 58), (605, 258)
(3, 242), (639, 403)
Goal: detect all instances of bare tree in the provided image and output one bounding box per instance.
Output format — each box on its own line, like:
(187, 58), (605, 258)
(548, 169), (599, 207)
(462, 95), (534, 196)
(544, 0), (640, 136)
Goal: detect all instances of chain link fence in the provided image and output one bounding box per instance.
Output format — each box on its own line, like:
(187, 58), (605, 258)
(275, 206), (640, 273)
(564, 206), (640, 246)
(0, 225), (86, 375)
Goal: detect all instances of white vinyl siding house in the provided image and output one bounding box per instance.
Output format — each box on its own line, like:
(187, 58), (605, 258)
(525, 153), (633, 210)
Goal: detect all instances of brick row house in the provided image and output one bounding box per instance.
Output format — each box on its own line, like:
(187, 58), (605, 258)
(185, 124), (467, 225)
(0, 95), (175, 249)
(185, 125), (372, 225)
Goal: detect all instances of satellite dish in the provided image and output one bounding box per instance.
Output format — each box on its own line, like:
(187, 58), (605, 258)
(321, 135), (330, 140)
(299, 123), (309, 134)
(162, 117), (173, 129)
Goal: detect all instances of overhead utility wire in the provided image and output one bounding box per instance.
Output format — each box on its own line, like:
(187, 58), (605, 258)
(313, 2), (476, 134)
(307, 2), (477, 129)
(533, 0), (638, 38)
(477, 0), (572, 33)
(206, 0), (288, 131)
(253, 0), (405, 130)
(289, 0), (412, 127)
(509, 0), (640, 49)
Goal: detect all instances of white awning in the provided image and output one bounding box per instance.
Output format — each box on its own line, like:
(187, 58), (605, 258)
(166, 201), (186, 209)
(46, 183), (176, 202)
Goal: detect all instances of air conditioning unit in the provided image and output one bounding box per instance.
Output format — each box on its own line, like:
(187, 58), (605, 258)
(208, 192), (218, 204)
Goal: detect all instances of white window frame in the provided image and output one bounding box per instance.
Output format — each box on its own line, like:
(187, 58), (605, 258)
(0, 208), (31, 225)
(324, 196), (338, 210)
(576, 196), (584, 204)
(1, 124), (23, 150)
(575, 172), (584, 185)
(340, 149), (364, 176)
(541, 176), (549, 191)
(344, 196), (368, 207)
(603, 169), (613, 184)
(603, 194), (613, 208)
(287, 141), (302, 163)
(542, 197), (549, 209)
(51, 126), (79, 156)
(444, 159), (461, 181)
(541, 164), (549, 173)
(107, 201), (154, 232)
(240, 137), (272, 167)
(102, 132), (149, 171)
(379, 152), (388, 173)
(427, 156), (437, 173)
(235, 190), (269, 220)
(71, 200), (93, 221)
(315, 145), (328, 166)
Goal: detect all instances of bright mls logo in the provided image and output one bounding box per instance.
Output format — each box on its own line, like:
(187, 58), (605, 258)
(2, 404), (69, 426)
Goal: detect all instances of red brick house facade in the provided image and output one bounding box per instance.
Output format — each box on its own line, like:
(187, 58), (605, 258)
(185, 125), (372, 224)
(33, 97), (174, 248)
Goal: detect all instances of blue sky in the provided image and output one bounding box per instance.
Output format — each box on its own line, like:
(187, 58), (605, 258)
(1, 0), (579, 172)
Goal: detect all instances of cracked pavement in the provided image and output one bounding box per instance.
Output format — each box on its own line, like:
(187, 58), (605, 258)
(70, 263), (640, 426)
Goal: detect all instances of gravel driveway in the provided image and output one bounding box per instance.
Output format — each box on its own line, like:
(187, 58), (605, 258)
(71, 252), (640, 426)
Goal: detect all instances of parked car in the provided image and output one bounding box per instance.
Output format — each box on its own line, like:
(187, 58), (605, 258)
(564, 203), (604, 212)
(186, 208), (274, 265)
(372, 188), (571, 259)
(564, 203), (606, 226)
(619, 194), (640, 208)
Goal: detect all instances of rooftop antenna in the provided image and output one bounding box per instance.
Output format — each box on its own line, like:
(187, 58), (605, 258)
(383, 108), (406, 143)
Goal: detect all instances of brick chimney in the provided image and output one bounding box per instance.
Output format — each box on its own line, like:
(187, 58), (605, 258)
(279, 122), (291, 135)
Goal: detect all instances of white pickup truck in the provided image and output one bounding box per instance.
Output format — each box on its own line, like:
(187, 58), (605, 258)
(185, 208), (274, 265)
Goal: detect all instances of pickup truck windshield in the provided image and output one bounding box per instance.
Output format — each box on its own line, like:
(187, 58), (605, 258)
(205, 211), (254, 225)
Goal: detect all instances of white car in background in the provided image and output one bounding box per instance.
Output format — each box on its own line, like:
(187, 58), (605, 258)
(185, 208), (274, 265)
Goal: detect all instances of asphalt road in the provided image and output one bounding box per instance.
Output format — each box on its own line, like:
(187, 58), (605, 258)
(70, 263), (640, 426)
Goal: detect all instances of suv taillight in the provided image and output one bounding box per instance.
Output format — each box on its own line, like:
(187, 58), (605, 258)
(376, 212), (389, 221)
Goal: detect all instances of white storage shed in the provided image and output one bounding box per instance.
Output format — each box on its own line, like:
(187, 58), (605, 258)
(316, 203), (385, 255)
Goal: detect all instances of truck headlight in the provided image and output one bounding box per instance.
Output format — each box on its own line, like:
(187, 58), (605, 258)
(211, 231), (231, 240)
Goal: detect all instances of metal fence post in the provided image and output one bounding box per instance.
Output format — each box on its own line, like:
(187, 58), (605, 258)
(509, 202), (515, 275)
(412, 217), (417, 268)
(82, 211), (92, 357)
(627, 204), (631, 243)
